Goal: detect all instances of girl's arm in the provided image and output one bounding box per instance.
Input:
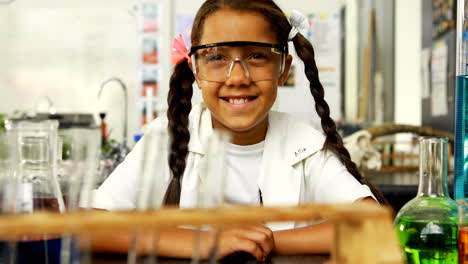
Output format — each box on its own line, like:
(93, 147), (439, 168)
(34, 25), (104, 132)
(273, 197), (377, 255)
(89, 198), (377, 258)
(273, 222), (333, 255)
(88, 225), (274, 261)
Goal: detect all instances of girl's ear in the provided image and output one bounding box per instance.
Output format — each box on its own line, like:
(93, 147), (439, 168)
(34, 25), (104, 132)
(187, 57), (193, 70)
(278, 54), (293, 86)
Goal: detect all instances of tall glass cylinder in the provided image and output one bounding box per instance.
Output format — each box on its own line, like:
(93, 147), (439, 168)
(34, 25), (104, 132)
(0, 130), (16, 264)
(395, 137), (458, 263)
(59, 127), (100, 264)
(127, 126), (170, 264)
(455, 0), (468, 199)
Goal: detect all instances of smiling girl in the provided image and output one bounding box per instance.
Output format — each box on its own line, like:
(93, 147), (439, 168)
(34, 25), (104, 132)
(91, 0), (386, 261)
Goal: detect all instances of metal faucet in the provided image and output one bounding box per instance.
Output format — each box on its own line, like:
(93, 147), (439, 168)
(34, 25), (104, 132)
(98, 77), (130, 162)
(34, 96), (57, 115)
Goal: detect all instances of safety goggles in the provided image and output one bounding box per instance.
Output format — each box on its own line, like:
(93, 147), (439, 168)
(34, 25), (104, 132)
(189, 41), (287, 82)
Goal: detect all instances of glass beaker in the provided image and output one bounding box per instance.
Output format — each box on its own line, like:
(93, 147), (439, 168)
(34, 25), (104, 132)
(58, 127), (100, 210)
(0, 130), (14, 212)
(395, 137), (458, 264)
(5, 119), (65, 264)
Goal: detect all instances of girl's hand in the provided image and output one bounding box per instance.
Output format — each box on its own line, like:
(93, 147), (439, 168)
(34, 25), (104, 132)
(204, 224), (275, 261)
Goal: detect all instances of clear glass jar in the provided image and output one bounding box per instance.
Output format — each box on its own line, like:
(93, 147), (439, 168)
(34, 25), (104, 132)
(395, 137), (458, 263)
(5, 120), (64, 264)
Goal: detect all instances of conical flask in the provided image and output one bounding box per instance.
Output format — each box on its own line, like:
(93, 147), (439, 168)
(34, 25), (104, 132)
(395, 137), (458, 263)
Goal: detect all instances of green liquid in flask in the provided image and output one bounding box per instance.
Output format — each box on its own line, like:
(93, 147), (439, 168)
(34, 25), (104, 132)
(395, 216), (458, 264)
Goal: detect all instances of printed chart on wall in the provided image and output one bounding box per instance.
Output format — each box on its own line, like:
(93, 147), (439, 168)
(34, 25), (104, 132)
(306, 12), (342, 119)
(432, 0), (455, 39)
(139, 1), (161, 128)
(431, 39), (449, 116)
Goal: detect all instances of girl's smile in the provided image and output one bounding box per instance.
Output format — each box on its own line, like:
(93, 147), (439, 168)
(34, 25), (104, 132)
(220, 95), (258, 109)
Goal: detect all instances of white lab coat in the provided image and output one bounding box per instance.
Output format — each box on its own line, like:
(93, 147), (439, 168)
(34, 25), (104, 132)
(93, 103), (374, 230)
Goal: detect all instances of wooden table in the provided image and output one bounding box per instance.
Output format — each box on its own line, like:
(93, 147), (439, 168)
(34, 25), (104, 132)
(92, 253), (330, 264)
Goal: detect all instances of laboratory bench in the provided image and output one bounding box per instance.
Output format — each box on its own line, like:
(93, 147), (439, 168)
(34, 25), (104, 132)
(367, 171), (455, 212)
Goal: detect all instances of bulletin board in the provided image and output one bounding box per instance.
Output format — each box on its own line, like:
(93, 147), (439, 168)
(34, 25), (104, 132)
(138, 1), (161, 128)
(275, 10), (343, 122)
(421, 0), (456, 133)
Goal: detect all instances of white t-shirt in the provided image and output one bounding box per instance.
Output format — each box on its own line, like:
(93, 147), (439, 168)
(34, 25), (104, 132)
(224, 141), (264, 205)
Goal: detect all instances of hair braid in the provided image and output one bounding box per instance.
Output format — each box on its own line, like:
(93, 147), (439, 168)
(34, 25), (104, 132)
(164, 60), (194, 206)
(292, 34), (388, 205)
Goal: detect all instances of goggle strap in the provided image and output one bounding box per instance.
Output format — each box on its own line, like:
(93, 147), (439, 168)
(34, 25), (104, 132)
(280, 53), (285, 75)
(191, 55), (197, 75)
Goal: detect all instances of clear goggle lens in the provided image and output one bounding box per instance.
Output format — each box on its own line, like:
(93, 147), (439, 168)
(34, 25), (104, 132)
(191, 43), (285, 82)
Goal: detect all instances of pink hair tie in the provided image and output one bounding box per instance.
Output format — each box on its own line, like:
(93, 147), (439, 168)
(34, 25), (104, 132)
(170, 34), (190, 65)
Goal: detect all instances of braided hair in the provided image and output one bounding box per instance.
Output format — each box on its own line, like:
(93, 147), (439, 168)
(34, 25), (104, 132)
(164, 60), (194, 205)
(165, 0), (387, 205)
(291, 34), (387, 204)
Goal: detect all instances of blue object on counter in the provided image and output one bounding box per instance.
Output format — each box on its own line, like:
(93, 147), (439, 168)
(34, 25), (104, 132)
(134, 134), (143, 143)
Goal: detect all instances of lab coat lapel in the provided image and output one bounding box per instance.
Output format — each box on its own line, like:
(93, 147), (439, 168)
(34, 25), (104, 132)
(258, 112), (324, 205)
(188, 104), (211, 156)
(258, 129), (300, 207)
(187, 104), (213, 185)
(258, 112), (324, 230)
(180, 104), (211, 208)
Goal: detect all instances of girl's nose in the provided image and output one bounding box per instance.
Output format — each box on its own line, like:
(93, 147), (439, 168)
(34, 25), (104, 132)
(225, 60), (251, 86)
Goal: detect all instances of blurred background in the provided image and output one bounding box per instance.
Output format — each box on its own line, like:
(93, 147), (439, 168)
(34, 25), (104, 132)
(0, 0), (434, 146)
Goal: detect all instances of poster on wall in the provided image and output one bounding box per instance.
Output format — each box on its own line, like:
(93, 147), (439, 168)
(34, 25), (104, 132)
(306, 12), (342, 119)
(431, 40), (449, 116)
(432, 0), (455, 39)
(274, 11), (342, 121)
(139, 1), (160, 127)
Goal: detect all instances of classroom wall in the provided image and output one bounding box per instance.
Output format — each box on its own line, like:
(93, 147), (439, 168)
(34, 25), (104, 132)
(394, 0), (422, 126)
(0, 0), (423, 148)
(0, 0), (175, 147)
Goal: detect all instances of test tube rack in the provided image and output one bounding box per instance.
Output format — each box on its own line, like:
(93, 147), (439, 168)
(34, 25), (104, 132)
(0, 203), (402, 264)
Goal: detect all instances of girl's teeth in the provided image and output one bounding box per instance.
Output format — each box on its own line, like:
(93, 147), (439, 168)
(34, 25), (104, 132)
(229, 98), (249, 104)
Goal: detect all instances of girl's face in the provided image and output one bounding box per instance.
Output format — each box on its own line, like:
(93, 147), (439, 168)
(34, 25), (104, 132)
(194, 8), (292, 145)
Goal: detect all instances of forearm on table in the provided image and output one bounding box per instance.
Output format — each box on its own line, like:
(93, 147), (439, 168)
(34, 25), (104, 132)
(88, 225), (333, 257)
(272, 198), (378, 255)
(87, 228), (214, 259)
(273, 222), (334, 255)
(157, 228), (215, 259)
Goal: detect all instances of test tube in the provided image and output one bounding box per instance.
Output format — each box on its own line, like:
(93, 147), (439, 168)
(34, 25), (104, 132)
(192, 130), (230, 264)
(128, 126), (169, 264)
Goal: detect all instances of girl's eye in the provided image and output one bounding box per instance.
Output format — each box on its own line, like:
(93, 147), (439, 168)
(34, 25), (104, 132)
(205, 53), (226, 62)
(248, 52), (268, 60)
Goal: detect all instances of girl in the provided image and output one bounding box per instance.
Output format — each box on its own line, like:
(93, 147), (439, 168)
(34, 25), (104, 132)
(91, 0), (386, 261)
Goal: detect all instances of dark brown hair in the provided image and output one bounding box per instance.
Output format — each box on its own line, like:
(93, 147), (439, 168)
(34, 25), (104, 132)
(164, 0), (387, 205)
